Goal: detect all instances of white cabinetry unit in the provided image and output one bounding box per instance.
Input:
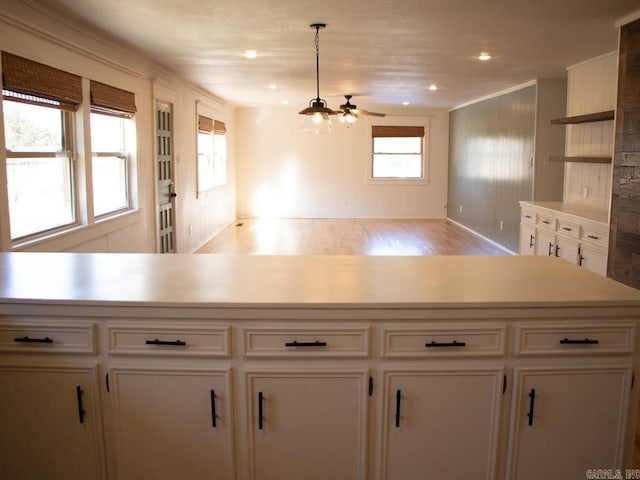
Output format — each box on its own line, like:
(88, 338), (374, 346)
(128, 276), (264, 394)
(0, 254), (639, 480)
(0, 321), (105, 480)
(106, 322), (234, 480)
(519, 201), (609, 275)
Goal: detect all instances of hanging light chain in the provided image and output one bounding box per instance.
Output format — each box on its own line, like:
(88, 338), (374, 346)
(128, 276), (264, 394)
(314, 25), (321, 101)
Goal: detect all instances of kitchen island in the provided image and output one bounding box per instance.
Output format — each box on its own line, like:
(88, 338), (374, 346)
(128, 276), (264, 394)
(1, 252), (639, 480)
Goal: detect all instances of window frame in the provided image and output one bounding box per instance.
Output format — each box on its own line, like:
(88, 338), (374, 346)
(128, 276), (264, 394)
(3, 97), (79, 241)
(196, 114), (227, 195)
(365, 116), (431, 186)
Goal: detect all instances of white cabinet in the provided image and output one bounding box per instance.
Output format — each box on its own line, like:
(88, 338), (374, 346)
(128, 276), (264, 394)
(519, 201), (609, 275)
(0, 365), (106, 480)
(246, 370), (368, 480)
(109, 367), (234, 480)
(380, 368), (504, 480)
(507, 367), (631, 480)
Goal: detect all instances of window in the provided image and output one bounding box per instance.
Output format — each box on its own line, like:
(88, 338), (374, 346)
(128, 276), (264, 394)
(371, 125), (426, 181)
(197, 115), (226, 192)
(90, 113), (129, 216)
(2, 52), (81, 240)
(89, 80), (136, 218)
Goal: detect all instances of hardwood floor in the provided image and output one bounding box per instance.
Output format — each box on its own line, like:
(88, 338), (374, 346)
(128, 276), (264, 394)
(196, 218), (509, 255)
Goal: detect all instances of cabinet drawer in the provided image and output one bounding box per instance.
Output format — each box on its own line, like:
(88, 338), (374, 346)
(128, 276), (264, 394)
(581, 227), (608, 248)
(521, 209), (537, 224)
(381, 325), (505, 358)
(108, 323), (230, 357)
(557, 220), (580, 239)
(515, 323), (635, 356)
(242, 326), (370, 358)
(0, 321), (96, 354)
(536, 214), (556, 230)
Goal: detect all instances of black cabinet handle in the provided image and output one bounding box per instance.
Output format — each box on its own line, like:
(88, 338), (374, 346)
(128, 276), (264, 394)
(524, 214), (532, 219)
(559, 337), (599, 345)
(145, 339), (186, 346)
(529, 234), (534, 248)
(258, 391), (264, 430)
(541, 220), (550, 225)
(14, 336), (53, 344)
(587, 235), (599, 240)
(527, 388), (535, 426)
(548, 242), (553, 256)
(425, 340), (467, 348)
(395, 389), (401, 428)
(555, 245), (560, 257)
(210, 390), (216, 428)
(561, 227), (572, 232)
(76, 385), (85, 424)
(284, 340), (327, 348)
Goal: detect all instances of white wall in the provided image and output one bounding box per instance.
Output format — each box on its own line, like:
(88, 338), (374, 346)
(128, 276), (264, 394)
(235, 105), (449, 219)
(563, 52), (617, 211)
(0, 0), (236, 253)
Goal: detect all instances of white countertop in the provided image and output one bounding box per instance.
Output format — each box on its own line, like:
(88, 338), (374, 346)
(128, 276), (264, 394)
(0, 253), (638, 308)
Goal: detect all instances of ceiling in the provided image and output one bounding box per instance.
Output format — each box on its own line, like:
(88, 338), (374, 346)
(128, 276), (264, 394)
(29, 0), (639, 110)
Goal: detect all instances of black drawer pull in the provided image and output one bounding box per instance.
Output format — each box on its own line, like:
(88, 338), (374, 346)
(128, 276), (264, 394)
(561, 227), (572, 231)
(145, 339), (186, 346)
(425, 340), (467, 348)
(559, 337), (599, 345)
(527, 388), (535, 426)
(587, 235), (599, 240)
(395, 389), (401, 428)
(14, 336), (53, 344)
(258, 391), (264, 430)
(284, 340), (327, 348)
(210, 390), (217, 428)
(541, 220), (550, 225)
(524, 215), (532, 219)
(529, 234), (534, 248)
(76, 385), (85, 424)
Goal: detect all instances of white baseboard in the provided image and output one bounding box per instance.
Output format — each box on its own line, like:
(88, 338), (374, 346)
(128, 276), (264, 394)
(446, 218), (516, 255)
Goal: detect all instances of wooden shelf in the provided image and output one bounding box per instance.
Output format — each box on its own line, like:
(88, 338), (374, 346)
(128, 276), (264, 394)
(549, 155), (612, 164)
(550, 110), (615, 125)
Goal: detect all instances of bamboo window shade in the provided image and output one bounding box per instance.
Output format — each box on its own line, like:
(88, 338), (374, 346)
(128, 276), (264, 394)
(1, 51), (82, 111)
(198, 115), (214, 132)
(90, 80), (136, 118)
(371, 126), (424, 138)
(214, 120), (226, 135)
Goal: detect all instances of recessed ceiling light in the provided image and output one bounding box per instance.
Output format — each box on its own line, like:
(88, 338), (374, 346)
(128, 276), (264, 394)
(281, 100), (289, 105)
(478, 52), (492, 61)
(428, 84), (438, 91)
(402, 101), (410, 106)
(269, 84), (277, 90)
(244, 50), (258, 59)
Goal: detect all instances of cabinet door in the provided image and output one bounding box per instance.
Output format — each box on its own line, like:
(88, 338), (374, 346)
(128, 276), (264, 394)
(535, 229), (555, 256)
(580, 245), (608, 276)
(555, 235), (579, 264)
(0, 365), (105, 480)
(381, 368), (504, 480)
(110, 367), (233, 480)
(507, 367), (631, 480)
(247, 370), (368, 480)
(519, 223), (537, 255)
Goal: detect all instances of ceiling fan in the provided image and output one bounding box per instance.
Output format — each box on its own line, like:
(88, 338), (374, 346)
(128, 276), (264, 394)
(336, 95), (386, 125)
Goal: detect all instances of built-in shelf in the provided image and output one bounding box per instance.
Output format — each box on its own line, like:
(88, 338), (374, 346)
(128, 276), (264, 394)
(550, 110), (615, 125)
(548, 155), (612, 164)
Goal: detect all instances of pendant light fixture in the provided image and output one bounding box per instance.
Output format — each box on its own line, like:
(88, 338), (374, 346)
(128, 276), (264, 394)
(299, 23), (336, 134)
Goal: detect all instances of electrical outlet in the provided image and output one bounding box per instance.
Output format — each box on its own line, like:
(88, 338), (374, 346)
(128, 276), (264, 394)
(499, 220), (504, 230)
(189, 225), (193, 235)
(459, 205), (463, 213)
(582, 186), (589, 199)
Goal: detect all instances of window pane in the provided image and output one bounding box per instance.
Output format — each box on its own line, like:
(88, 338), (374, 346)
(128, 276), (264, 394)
(6, 157), (74, 239)
(197, 132), (215, 191)
(373, 137), (421, 154)
(213, 133), (227, 186)
(90, 113), (124, 152)
(373, 154), (423, 178)
(3, 100), (63, 152)
(92, 155), (128, 216)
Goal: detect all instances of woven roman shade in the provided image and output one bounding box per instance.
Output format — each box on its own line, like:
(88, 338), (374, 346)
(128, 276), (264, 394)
(372, 126), (425, 138)
(1, 51), (82, 111)
(214, 120), (226, 135)
(198, 115), (214, 133)
(90, 80), (137, 118)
